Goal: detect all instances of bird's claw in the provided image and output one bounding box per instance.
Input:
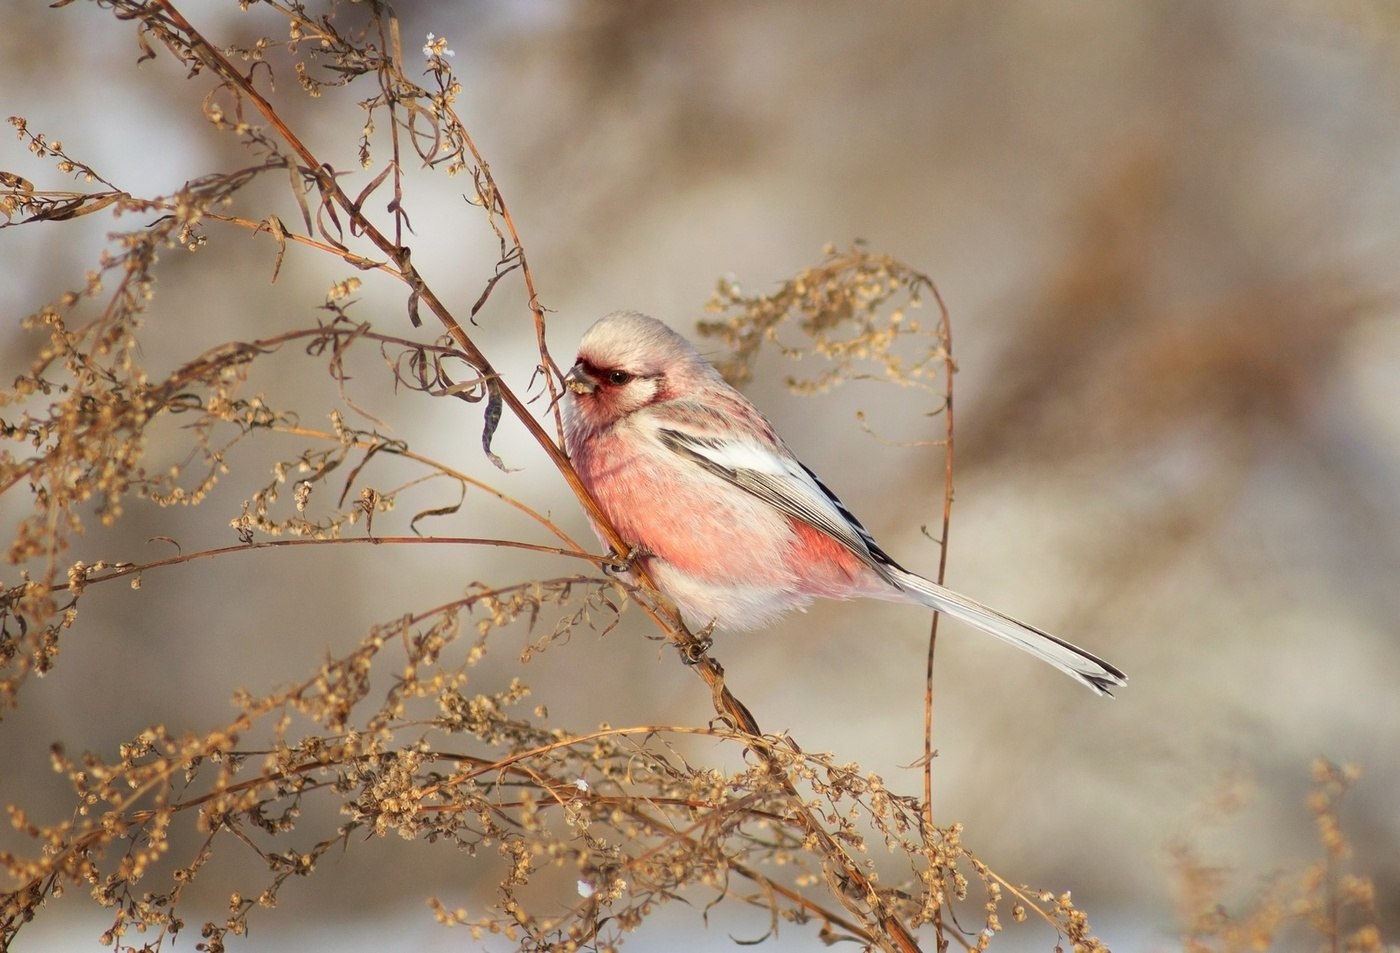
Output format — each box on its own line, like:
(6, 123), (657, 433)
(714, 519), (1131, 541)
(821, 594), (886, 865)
(602, 545), (648, 576)
(680, 620), (715, 664)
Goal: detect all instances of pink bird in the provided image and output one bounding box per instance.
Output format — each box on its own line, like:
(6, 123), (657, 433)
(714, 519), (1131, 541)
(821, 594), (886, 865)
(562, 311), (1126, 696)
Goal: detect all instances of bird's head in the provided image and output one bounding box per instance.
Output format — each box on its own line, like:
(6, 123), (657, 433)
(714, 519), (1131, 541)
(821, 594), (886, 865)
(563, 311), (707, 433)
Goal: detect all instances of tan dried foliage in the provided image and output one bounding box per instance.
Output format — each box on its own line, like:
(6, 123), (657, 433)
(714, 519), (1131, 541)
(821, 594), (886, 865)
(1172, 760), (1385, 953)
(2, 4), (1381, 953)
(698, 243), (948, 395)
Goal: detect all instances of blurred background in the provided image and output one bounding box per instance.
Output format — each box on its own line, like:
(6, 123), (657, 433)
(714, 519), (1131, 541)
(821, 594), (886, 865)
(3, 1), (1398, 950)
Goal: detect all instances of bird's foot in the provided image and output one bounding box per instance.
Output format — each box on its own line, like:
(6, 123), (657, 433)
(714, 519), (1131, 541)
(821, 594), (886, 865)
(680, 620), (715, 664)
(602, 545), (650, 576)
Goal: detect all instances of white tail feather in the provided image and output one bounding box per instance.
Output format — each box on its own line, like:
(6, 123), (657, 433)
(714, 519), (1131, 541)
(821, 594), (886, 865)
(888, 568), (1127, 696)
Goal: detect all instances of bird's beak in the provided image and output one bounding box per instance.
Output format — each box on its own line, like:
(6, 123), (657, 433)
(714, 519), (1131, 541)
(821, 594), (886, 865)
(564, 362), (597, 395)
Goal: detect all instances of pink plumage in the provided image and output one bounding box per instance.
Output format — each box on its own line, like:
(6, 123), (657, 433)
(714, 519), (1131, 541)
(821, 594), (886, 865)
(562, 310), (1126, 696)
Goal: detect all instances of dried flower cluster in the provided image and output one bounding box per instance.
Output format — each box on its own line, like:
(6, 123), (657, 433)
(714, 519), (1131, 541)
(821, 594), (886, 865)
(698, 243), (948, 395)
(1171, 759), (1385, 953)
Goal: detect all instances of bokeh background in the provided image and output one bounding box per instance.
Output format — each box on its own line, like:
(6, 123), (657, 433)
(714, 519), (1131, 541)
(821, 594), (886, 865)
(3, 1), (1399, 950)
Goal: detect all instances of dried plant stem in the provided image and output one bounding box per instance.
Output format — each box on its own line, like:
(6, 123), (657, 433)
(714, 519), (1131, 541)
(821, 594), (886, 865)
(54, 537), (595, 591)
(923, 284), (954, 833)
(916, 283), (956, 951)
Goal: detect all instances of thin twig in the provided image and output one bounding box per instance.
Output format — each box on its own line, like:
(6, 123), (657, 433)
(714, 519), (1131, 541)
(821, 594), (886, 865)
(923, 282), (955, 835)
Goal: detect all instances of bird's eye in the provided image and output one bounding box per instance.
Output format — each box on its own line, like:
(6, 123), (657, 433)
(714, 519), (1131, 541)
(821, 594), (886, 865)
(607, 370), (634, 386)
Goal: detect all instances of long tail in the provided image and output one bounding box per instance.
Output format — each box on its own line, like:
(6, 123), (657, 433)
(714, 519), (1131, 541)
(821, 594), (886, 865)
(888, 567), (1127, 696)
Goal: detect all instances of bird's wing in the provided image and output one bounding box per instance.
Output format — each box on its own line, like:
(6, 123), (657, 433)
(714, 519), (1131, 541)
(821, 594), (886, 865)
(646, 401), (1128, 696)
(648, 403), (901, 582)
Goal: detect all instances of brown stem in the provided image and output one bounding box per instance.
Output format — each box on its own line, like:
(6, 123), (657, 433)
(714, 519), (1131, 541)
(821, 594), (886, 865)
(923, 283), (955, 836)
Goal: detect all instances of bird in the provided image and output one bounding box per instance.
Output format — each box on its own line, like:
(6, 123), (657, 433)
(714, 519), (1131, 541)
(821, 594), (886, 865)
(561, 310), (1127, 696)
